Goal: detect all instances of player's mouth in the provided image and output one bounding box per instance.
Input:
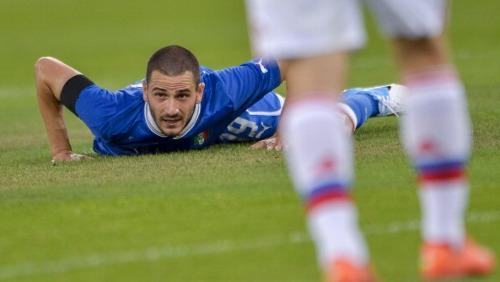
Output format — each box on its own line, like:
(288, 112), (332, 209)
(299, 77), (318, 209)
(161, 117), (183, 127)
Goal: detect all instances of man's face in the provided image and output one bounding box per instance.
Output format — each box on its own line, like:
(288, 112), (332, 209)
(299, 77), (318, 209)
(143, 70), (204, 136)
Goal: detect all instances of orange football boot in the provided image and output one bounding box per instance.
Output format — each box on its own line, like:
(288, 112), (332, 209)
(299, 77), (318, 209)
(421, 239), (495, 280)
(325, 258), (376, 282)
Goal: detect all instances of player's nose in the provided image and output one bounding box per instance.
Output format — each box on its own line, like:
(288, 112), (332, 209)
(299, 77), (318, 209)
(163, 100), (179, 116)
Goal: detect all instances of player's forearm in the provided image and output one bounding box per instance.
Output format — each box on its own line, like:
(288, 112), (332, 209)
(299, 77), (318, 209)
(37, 88), (73, 158)
(44, 118), (72, 158)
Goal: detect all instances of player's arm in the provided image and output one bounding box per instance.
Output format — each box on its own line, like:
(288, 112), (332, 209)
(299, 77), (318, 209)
(35, 57), (91, 162)
(249, 59), (286, 151)
(277, 60), (288, 81)
(246, 60), (287, 151)
(213, 58), (283, 114)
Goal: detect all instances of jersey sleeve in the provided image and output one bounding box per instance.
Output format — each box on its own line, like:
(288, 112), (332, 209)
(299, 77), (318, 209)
(218, 92), (284, 142)
(211, 58), (282, 115)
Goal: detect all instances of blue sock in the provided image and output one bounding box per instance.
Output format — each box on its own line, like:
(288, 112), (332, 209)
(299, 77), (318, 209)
(340, 89), (379, 129)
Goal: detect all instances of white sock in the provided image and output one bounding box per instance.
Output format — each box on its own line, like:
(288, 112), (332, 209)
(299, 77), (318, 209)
(281, 98), (368, 266)
(420, 182), (468, 248)
(402, 66), (471, 248)
(308, 201), (369, 266)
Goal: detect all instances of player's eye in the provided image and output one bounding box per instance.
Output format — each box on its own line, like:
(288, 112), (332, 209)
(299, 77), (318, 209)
(177, 92), (190, 99)
(154, 92), (167, 98)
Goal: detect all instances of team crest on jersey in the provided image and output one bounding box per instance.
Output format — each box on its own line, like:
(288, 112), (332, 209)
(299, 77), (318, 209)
(194, 131), (209, 146)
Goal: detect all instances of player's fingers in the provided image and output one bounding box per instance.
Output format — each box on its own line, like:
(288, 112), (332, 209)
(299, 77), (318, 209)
(70, 153), (93, 161)
(263, 137), (282, 151)
(51, 153), (92, 165)
(250, 140), (266, 150)
(251, 137), (279, 151)
(274, 143), (283, 151)
(265, 138), (276, 150)
(51, 151), (75, 163)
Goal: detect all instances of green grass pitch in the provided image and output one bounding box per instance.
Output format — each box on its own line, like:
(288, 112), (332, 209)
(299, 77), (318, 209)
(0, 1), (499, 281)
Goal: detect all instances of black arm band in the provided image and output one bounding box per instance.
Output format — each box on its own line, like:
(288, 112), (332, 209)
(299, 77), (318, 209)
(60, 74), (94, 116)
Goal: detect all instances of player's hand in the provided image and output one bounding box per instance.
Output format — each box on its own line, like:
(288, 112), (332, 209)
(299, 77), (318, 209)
(250, 136), (283, 151)
(51, 151), (93, 165)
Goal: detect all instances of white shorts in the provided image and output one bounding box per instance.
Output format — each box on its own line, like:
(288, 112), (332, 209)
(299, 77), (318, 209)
(246, 0), (448, 58)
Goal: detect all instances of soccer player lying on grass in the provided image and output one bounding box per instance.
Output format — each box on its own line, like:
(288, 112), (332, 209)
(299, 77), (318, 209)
(35, 45), (406, 162)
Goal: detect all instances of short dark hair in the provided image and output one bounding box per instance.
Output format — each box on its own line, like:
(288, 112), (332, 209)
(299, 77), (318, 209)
(146, 45), (200, 84)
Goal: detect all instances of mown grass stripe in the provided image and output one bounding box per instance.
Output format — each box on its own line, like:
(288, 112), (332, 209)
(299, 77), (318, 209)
(0, 210), (497, 280)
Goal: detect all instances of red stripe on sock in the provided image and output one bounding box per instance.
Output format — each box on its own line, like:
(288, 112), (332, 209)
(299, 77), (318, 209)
(306, 192), (351, 213)
(418, 167), (466, 183)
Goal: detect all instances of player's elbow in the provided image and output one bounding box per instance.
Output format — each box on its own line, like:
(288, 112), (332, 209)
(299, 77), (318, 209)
(34, 56), (58, 80)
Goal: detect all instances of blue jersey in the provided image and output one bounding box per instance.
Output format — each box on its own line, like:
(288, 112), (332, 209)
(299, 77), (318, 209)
(74, 59), (282, 155)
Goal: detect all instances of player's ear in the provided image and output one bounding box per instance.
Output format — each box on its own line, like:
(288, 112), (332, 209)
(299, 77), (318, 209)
(142, 80), (149, 102)
(196, 82), (205, 103)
